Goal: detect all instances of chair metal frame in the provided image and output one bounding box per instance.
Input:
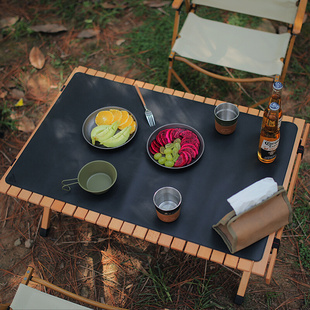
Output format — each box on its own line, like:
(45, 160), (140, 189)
(167, 0), (308, 99)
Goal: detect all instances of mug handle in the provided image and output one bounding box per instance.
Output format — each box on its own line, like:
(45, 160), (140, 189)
(61, 178), (78, 191)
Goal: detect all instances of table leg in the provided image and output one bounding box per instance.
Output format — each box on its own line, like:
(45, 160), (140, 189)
(235, 270), (252, 305)
(40, 206), (51, 237)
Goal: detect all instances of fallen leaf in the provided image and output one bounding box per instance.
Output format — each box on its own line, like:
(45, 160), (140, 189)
(0, 16), (19, 29)
(144, 1), (170, 7)
(6, 81), (16, 88)
(77, 29), (100, 39)
(116, 39), (125, 46)
(29, 47), (45, 69)
(15, 98), (24, 107)
(101, 3), (127, 9)
(10, 113), (35, 133)
(27, 73), (50, 100)
(101, 3), (118, 9)
(0, 90), (8, 99)
(10, 88), (25, 100)
(30, 24), (67, 33)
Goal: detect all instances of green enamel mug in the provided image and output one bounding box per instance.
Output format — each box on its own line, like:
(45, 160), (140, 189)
(61, 160), (117, 194)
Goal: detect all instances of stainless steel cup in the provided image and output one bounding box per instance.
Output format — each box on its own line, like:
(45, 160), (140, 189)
(153, 187), (182, 222)
(214, 102), (239, 135)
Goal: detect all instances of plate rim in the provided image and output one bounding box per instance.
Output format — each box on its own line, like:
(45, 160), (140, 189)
(146, 123), (205, 169)
(82, 106), (138, 150)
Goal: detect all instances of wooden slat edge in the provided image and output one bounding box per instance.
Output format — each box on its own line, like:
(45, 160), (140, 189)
(184, 242), (199, 256)
(40, 196), (54, 208)
(223, 254), (240, 269)
(282, 117), (305, 190)
(51, 200), (65, 213)
(145, 229), (160, 244)
(28, 193), (43, 205)
(252, 232), (275, 276)
(132, 225), (148, 240)
(85, 210), (100, 224)
(157, 233), (173, 248)
(73, 207), (88, 220)
(237, 258), (254, 272)
(120, 222), (136, 235)
(210, 250), (226, 264)
(0, 167), (13, 194)
(85, 68), (97, 76)
(7, 186), (21, 198)
(171, 237), (186, 252)
(108, 218), (124, 232)
(61, 203), (76, 217)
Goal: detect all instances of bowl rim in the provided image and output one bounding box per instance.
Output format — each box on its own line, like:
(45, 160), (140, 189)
(78, 160), (117, 193)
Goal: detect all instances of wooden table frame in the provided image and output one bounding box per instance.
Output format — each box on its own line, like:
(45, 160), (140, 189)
(1, 66), (308, 304)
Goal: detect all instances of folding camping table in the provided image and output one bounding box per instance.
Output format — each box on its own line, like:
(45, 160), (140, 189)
(0, 66), (308, 304)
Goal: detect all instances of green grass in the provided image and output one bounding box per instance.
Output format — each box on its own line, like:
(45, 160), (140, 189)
(0, 102), (17, 133)
(288, 163), (310, 271)
(38, 0), (124, 28)
(133, 258), (221, 309)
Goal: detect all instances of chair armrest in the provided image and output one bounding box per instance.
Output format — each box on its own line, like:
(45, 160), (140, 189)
(292, 0), (308, 35)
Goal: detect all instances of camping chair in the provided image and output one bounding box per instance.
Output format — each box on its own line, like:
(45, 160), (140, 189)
(168, 0), (307, 105)
(0, 266), (127, 310)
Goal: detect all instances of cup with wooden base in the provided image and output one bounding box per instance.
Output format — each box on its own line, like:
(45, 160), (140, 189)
(153, 187), (182, 222)
(214, 102), (239, 135)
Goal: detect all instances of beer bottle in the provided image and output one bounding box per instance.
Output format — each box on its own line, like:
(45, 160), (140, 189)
(258, 102), (280, 163)
(269, 82), (283, 129)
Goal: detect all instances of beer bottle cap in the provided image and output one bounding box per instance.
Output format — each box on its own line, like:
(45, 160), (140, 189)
(273, 82), (283, 91)
(270, 102), (280, 111)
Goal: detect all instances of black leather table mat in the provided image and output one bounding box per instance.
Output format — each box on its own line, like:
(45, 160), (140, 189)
(6, 73), (297, 261)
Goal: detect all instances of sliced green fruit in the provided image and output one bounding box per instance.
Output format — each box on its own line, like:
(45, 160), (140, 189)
(91, 125), (109, 144)
(101, 125), (131, 147)
(96, 121), (120, 145)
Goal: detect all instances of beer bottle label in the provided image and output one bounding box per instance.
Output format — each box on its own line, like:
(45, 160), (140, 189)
(261, 139), (279, 151)
(278, 116), (283, 129)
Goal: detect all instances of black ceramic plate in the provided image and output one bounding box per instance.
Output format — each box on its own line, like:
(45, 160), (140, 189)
(147, 123), (205, 169)
(82, 106), (138, 149)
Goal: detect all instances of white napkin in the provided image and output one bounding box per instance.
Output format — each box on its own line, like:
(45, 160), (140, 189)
(227, 177), (278, 216)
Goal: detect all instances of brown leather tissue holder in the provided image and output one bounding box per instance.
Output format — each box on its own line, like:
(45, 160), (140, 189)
(213, 186), (292, 254)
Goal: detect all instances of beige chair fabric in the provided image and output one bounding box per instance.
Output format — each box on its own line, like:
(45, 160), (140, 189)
(193, 0), (299, 23)
(173, 12), (291, 76)
(10, 284), (93, 310)
(168, 0), (307, 95)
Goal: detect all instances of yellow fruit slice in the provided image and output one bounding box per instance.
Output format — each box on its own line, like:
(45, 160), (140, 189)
(119, 110), (129, 127)
(119, 115), (134, 130)
(129, 121), (136, 134)
(110, 109), (122, 123)
(95, 110), (114, 125)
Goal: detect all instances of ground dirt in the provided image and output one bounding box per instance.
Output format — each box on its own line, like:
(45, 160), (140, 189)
(0, 2), (309, 310)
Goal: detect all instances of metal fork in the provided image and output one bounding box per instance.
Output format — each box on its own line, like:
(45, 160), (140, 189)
(135, 85), (156, 127)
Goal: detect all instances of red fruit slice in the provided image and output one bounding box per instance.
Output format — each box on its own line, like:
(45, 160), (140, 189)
(180, 130), (196, 139)
(181, 147), (196, 159)
(181, 137), (200, 146)
(168, 128), (177, 142)
(149, 146), (156, 155)
(156, 131), (165, 146)
(174, 152), (187, 167)
(152, 139), (160, 148)
(181, 143), (199, 156)
(166, 129), (173, 143)
(161, 130), (169, 145)
(150, 140), (160, 154)
(173, 128), (185, 139)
